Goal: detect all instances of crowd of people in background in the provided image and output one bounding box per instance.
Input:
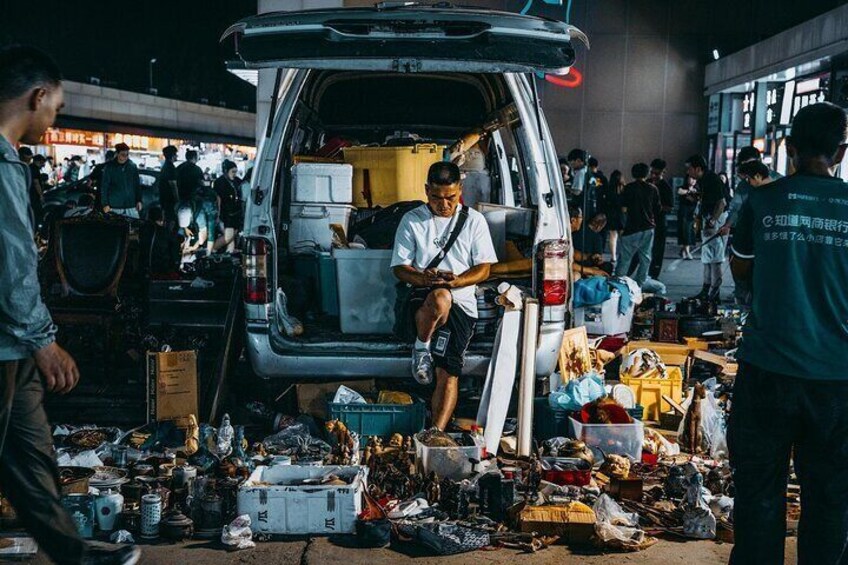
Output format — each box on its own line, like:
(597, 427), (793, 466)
(18, 140), (249, 277)
(560, 144), (779, 307)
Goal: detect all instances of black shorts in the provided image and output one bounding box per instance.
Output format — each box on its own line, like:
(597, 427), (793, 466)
(399, 291), (476, 376)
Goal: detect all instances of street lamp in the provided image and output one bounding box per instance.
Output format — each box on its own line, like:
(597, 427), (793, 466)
(149, 58), (157, 94)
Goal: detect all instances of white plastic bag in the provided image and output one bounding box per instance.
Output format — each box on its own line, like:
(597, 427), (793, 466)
(593, 494), (650, 549)
(677, 379), (728, 460)
(333, 385), (367, 405)
(222, 514), (255, 550)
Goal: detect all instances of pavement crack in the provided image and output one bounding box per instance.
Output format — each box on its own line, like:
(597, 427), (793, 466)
(299, 536), (314, 565)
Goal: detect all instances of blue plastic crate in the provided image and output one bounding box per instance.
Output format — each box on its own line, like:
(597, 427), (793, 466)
(534, 397), (572, 441)
(327, 396), (426, 438)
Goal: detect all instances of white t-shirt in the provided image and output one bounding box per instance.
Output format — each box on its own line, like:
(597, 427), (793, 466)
(391, 204), (498, 318)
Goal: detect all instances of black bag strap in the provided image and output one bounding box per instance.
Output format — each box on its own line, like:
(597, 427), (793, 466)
(426, 206), (469, 271)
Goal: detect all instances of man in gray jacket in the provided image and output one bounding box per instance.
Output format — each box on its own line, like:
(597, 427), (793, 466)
(100, 141), (141, 219)
(0, 45), (140, 564)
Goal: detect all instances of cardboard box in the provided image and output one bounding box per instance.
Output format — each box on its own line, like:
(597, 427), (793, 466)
(516, 502), (596, 544)
(296, 380), (375, 420)
(609, 475), (644, 501)
(146, 350), (198, 423)
(237, 465), (366, 535)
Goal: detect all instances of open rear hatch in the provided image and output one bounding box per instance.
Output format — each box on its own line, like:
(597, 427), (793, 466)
(221, 3), (585, 75)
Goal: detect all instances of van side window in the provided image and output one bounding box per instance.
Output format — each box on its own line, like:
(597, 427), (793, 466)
(494, 124), (531, 209)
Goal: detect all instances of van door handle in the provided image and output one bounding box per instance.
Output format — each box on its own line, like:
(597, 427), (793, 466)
(297, 206), (329, 219)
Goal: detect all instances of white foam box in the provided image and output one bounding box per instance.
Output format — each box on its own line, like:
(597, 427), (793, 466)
(291, 163), (353, 204)
(237, 465), (367, 535)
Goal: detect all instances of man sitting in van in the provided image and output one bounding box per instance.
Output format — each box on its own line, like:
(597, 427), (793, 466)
(392, 162), (498, 431)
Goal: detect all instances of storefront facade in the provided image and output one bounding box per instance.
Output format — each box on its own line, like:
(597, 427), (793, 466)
(37, 125), (255, 183)
(703, 4), (848, 181)
(29, 80), (257, 184)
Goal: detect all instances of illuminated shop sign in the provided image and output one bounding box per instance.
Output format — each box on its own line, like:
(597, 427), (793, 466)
(792, 74), (830, 119)
(741, 91), (755, 130)
(44, 128), (105, 147)
(765, 83), (784, 126)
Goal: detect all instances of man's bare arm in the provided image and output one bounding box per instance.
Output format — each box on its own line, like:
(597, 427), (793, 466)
(393, 265), (431, 287)
(443, 264), (492, 289)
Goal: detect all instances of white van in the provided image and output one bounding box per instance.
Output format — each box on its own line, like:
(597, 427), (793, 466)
(223, 4), (584, 380)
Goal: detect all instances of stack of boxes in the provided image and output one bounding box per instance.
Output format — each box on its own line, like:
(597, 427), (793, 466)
(289, 163), (354, 316)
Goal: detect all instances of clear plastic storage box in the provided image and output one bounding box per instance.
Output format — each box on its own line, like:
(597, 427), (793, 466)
(569, 418), (644, 461)
(414, 433), (484, 480)
(288, 203), (355, 254)
(333, 249), (396, 334)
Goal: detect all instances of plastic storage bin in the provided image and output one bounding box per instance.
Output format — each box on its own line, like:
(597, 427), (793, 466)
(574, 289), (634, 336)
(541, 457), (592, 486)
(333, 249), (396, 334)
(620, 340), (704, 367)
(327, 396), (426, 438)
(291, 163), (353, 204)
(534, 397), (571, 441)
(292, 251), (339, 316)
(620, 366), (683, 421)
(288, 203), (355, 254)
(238, 465), (365, 535)
(570, 417), (644, 461)
(415, 433), (484, 480)
(342, 144), (445, 208)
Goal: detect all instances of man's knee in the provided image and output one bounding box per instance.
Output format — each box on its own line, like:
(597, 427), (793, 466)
(426, 288), (452, 316)
(435, 367), (458, 383)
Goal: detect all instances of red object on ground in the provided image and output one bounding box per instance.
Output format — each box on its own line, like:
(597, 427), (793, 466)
(577, 400), (633, 425)
(542, 468), (592, 487)
(641, 452), (659, 466)
(597, 335), (627, 353)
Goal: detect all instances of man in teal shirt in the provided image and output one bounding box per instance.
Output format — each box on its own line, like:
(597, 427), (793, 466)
(729, 102), (848, 565)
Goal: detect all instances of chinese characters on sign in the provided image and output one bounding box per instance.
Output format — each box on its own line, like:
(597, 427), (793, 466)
(44, 128), (105, 147)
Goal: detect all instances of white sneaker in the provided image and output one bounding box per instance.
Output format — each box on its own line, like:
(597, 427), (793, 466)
(412, 347), (434, 385)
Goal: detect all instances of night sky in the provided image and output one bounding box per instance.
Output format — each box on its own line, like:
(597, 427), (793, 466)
(2, 0), (258, 111)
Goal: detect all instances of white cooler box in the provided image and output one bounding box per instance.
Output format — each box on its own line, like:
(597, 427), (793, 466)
(574, 288), (634, 336)
(291, 163), (353, 204)
(289, 203), (355, 254)
(334, 249), (396, 334)
(238, 465), (366, 535)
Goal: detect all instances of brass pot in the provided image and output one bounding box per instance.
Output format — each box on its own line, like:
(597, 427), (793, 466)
(161, 510), (194, 541)
(558, 440), (595, 467)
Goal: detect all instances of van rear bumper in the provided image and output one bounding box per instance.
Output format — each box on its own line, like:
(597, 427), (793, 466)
(246, 318), (565, 380)
(246, 328), (491, 379)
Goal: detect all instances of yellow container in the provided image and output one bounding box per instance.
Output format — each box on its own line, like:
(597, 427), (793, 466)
(619, 340), (704, 367)
(620, 366), (683, 422)
(342, 144), (446, 208)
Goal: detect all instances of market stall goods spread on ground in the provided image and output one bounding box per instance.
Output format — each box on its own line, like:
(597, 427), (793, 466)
(0, 283), (768, 560)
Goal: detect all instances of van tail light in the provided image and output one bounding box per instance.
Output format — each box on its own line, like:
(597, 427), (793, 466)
(244, 238), (270, 305)
(537, 240), (569, 306)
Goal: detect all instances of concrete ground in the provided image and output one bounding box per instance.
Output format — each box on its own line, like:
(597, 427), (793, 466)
(29, 535), (799, 564)
(655, 240), (734, 303)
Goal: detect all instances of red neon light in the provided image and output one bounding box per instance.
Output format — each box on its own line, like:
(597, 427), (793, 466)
(545, 68), (583, 88)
